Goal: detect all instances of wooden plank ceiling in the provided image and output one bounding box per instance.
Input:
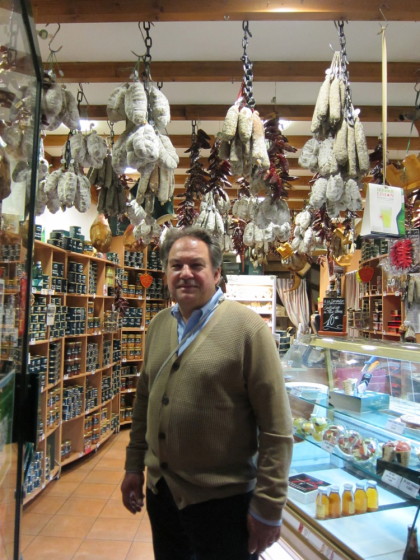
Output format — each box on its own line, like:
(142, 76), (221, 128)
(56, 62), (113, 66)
(32, 1), (420, 211)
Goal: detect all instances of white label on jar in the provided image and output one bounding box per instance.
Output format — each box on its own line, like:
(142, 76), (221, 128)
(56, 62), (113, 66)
(382, 469), (402, 488)
(385, 419), (405, 435)
(400, 478), (420, 498)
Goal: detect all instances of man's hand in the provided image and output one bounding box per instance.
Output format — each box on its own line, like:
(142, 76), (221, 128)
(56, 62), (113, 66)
(121, 471), (145, 514)
(247, 514), (281, 555)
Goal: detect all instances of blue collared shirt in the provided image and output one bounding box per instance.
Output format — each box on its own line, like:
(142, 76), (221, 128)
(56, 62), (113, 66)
(171, 287), (224, 355)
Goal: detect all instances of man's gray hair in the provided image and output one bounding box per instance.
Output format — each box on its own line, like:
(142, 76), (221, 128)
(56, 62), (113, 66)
(160, 227), (223, 271)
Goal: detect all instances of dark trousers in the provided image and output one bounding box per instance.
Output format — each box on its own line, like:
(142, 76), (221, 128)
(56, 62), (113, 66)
(146, 477), (259, 560)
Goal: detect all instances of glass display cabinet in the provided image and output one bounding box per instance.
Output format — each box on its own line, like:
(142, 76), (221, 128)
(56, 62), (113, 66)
(0, 1), (41, 559)
(281, 335), (420, 560)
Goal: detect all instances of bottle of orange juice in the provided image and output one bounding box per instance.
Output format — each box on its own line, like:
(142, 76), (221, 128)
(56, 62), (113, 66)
(354, 481), (367, 514)
(366, 480), (378, 512)
(328, 485), (341, 518)
(341, 483), (355, 516)
(315, 487), (330, 520)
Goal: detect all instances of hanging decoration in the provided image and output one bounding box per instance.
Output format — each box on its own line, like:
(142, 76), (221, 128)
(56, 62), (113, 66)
(296, 20), (369, 263)
(37, 24), (80, 131)
(198, 138), (233, 250)
(219, 21), (270, 179)
(178, 122), (211, 228)
(107, 21), (178, 230)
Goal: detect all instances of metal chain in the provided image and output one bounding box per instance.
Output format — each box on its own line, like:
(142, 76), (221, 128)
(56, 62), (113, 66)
(107, 120), (115, 147)
(336, 20), (354, 125)
(142, 21), (153, 80)
(191, 119), (197, 142)
(240, 21), (255, 109)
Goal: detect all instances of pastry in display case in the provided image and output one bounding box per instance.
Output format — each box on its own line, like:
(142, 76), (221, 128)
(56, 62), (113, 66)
(281, 335), (420, 560)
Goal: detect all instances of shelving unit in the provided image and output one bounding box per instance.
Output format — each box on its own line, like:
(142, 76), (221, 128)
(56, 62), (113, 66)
(358, 254), (405, 341)
(225, 274), (277, 333)
(23, 237), (168, 502)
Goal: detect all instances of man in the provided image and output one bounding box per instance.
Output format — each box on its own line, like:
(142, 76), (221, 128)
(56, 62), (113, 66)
(121, 226), (293, 560)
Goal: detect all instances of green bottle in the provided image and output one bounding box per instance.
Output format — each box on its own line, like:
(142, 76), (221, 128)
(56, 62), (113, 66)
(396, 203), (406, 236)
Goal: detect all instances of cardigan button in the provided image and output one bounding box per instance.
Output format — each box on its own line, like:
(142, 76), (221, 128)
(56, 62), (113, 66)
(162, 396), (169, 405)
(160, 462), (168, 469)
(172, 362), (180, 371)
(158, 432), (166, 440)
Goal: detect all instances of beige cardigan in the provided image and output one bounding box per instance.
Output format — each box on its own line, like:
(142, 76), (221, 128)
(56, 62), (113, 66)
(125, 299), (293, 523)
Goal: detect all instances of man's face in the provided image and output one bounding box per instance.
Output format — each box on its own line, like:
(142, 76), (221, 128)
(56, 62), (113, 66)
(166, 236), (221, 320)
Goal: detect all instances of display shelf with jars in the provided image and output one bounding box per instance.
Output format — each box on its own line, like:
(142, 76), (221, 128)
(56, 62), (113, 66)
(281, 335), (420, 560)
(356, 238), (411, 341)
(23, 235), (169, 502)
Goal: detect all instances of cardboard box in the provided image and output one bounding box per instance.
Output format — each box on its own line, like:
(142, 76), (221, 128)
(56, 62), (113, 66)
(288, 473), (331, 504)
(329, 390), (390, 413)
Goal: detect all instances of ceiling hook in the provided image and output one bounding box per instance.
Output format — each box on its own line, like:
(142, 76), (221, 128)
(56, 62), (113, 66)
(47, 23), (63, 54)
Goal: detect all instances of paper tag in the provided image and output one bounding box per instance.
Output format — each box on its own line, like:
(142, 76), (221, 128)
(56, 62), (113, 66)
(385, 419), (405, 435)
(400, 478), (420, 498)
(40, 288), (48, 295)
(382, 469), (402, 488)
(46, 304), (56, 326)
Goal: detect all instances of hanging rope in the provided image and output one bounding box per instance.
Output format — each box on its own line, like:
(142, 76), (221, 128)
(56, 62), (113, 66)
(240, 21), (255, 109)
(379, 23), (388, 183)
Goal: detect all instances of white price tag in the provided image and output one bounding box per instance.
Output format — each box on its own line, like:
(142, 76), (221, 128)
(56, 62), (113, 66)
(321, 441), (335, 454)
(399, 478), (420, 498)
(382, 469), (402, 489)
(46, 304), (56, 326)
(40, 288), (48, 295)
(385, 419), (405, 435)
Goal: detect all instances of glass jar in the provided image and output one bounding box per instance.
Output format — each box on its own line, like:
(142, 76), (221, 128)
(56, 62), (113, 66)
(315, 487), (329, 520)
(366, 480), (378, 512)
(354, 481), (367, 514)
(341, 483), (355, 516)
(328, 485), (341, 518)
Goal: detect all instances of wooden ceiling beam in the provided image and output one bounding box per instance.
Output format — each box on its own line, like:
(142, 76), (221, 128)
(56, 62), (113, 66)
(78, 103), (412, 123)
(43, 134), (419, 152)
(32, 1), (418, 24)
(55, 61), (418, 84)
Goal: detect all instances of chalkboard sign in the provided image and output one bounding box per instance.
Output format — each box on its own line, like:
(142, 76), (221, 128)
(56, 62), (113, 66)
(322, 298), (345, 332)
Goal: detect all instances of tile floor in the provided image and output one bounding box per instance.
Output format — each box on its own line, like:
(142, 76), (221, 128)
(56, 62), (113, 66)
(21, 428), (298, 560)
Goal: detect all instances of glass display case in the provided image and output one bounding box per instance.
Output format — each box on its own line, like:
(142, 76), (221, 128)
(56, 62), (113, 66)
(0, 1), (41, 559)
(281, 335), (420, 560)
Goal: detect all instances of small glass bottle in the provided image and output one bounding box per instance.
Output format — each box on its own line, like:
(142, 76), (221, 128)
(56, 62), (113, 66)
(315, 487), (329, 520)
(366, 480), (378, 512)
(328, 485), (341, 519)
(341, 483), (355, 516)
(354, 481), (367, 514)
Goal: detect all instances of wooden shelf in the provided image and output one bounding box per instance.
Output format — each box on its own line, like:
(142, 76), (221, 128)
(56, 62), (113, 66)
(22, 237), (168, 502)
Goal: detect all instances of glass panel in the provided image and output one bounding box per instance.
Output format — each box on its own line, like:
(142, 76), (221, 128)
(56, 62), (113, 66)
(0, 1), (41, 558)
